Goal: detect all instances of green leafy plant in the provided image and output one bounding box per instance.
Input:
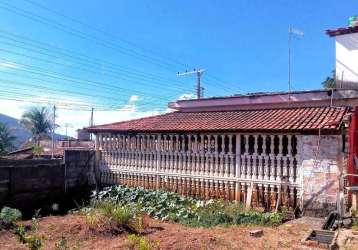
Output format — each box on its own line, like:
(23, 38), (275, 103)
(91, 185), (283, 228)
(0, 206), (22, 226)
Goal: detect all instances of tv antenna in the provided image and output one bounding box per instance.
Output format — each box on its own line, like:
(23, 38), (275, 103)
(177, 69), (205, 99)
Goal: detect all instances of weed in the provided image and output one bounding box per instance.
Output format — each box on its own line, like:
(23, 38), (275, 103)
(0, 206), (22, 226)
(353, 218), (358, 231)
(31, 209), (41, 232)
(15, 224), (44, 250)
(55, 236), (68, 250)
(127, 234), (159, 250)
(111, 206), (133, 225)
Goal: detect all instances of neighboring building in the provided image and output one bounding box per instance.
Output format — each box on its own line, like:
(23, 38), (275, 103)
(87, 89), (358, 216)
(326, 21), (358, 88)
(77, 128), (91, 141)
(7, 138), (94, 159)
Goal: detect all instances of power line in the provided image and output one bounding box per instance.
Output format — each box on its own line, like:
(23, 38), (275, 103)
(0, 44), (191, 95)
(0, 57), (177, 103)
(0, 30), (192, 90)
(0, 1), (239, 95)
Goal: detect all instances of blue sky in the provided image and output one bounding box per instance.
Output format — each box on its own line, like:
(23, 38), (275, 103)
(0, 0), (356, 136)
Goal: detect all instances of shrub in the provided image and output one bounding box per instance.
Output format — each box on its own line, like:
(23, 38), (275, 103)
(0, 206), (22, 226)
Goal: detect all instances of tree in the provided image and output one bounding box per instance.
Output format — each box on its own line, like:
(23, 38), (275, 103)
(20, 107), (53, 143)
(322, 70), (336, 89)
(0, 122), (16, 155)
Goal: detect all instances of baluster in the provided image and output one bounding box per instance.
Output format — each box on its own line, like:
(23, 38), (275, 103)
(252, 134), (258, 179)
(211, 135), (217, 176)
(258, 135), (265, 180)
(270, 135), (275, 181)
(199, 134), (205, 175)
(174, 135), (179, 173)
(245, 135), (250, 179)
(235, 134), (241, 178)
(168, 135), (173, 173)
(193, 134), (198, 175)
(287, 135), (293, 183)
(228, 134), (234, 177)
(187, 134), (192, 174)
(220, 135), (225, 177)
(156, 134), (161, 172)
(277, 135), (283, 181)
(181, 135), (186, 174)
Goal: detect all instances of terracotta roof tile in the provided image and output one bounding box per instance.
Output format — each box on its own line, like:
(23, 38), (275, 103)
(87, 106), (350, 133)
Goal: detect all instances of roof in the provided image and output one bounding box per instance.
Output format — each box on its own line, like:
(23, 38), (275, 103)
(326, 26), (358, 37)
(168, 89), (358, 112)
(87, 106), (350, 134)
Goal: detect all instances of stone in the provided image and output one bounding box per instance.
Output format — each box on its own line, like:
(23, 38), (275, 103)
(249, 229), (263, 237)
(342, 218), (353, 228)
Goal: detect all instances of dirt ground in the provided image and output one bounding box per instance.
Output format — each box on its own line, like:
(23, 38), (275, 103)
(1, 214), (357, 250)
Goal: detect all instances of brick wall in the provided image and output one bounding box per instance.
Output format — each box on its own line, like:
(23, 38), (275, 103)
(0, 150), (95, 211)
(301, 135), (344, 217)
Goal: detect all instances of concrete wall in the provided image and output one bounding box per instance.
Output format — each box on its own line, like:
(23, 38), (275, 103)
(0, 150), (95, 211)
(301, 135), (344, 217)
(336, 33), (358, 88)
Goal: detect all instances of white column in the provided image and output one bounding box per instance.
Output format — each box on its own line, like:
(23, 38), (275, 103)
(214, 134), (218, 176)
(270, 135), (275, 181)
(235, 134), (241, 178)
(276, 134), (283, 181)
(245, 135), (250, 179)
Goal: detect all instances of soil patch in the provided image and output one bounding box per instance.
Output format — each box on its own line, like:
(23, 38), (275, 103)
(0, 214), (329, 249)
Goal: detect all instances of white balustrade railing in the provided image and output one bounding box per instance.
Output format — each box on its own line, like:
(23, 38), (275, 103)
(97, 133), (301, 187)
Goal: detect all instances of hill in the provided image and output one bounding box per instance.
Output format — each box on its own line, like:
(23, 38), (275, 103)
(0, 113), (67, 149)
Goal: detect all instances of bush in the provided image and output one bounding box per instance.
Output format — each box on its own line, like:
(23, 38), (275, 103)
(0, 206), (22, 226)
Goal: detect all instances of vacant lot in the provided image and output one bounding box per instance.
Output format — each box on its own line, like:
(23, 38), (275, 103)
(0, 214), (336, 250)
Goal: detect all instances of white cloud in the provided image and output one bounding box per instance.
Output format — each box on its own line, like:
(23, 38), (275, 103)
(0, 62), (21, 70)
(129, 95), (139, 102)
(178, 93), (196, 100)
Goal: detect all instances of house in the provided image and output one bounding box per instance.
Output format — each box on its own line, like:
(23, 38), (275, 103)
(87, 21), (358, 217)
(7, 136), (94, 159)
(87, 89), (358, 216)
(326, 17), (358, 88)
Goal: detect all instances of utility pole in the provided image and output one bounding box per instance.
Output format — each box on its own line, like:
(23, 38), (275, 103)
(288, 26), (304, 106)
(177, 69), (205, 99)
(51, 105), (56, 159)
(90, 107), (94, 140)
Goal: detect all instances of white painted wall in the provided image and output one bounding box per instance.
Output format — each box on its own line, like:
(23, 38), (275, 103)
(336, 33), (358, 87)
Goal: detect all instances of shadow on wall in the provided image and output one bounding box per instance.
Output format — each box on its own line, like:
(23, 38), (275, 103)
(303, 180), (335, 217)
(339, 34), (358, 51)
(0, 150), (95, 218)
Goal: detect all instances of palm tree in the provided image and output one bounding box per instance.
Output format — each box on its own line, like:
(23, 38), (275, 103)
(322, 70), (336, 89)
(0, 122), (16, 155)
(21, 107), (53, 143)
